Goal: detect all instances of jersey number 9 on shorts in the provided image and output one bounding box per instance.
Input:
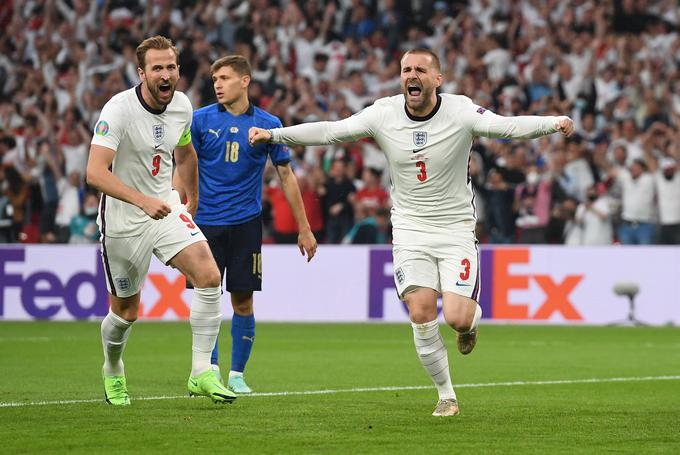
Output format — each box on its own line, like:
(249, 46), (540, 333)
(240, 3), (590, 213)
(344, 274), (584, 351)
(225, 141), (239, 162)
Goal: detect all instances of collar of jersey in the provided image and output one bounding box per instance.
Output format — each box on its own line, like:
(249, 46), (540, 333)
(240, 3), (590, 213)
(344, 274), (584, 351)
(404, 93), (441, 122)
(218, 102), (255, 116)
(136, 84), (167, 115)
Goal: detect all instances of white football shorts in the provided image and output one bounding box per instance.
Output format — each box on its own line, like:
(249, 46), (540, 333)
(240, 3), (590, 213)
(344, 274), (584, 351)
(100, 191), (206, 298)
(392, 224), (480, 301)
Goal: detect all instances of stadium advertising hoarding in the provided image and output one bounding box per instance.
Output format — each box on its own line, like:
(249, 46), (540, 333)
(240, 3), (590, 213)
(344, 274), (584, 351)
(1, 244), (678, 325)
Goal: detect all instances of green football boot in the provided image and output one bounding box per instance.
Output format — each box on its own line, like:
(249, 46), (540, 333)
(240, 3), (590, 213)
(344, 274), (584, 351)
(188, 369), (237, 404)
(103, 372), (130, 406)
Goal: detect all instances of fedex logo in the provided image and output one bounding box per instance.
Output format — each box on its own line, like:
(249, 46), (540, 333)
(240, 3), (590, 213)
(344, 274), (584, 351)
(480, 248), (583, 321)
(367, 247), (583, 321)
(0, 247), (192, 320)
(0, 248), (109, 319)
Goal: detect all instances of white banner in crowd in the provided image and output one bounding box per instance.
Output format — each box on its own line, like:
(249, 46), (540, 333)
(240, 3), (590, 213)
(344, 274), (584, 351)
(1, 244), (679, 325)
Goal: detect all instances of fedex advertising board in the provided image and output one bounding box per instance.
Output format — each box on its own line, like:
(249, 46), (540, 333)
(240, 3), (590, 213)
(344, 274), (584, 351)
(1, 245), (679, 325)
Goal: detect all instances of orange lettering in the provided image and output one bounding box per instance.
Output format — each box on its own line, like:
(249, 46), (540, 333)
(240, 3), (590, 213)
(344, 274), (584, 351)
(145, 274), (189, 319)
(533, 275), (583, 321)
(493, 249), (530, 319)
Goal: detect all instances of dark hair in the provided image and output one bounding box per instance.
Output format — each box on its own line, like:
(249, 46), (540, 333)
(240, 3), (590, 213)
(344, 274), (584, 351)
(136, 35), (179, 70)
(402, 48), (441, 72)
(211, 55), (252, 77)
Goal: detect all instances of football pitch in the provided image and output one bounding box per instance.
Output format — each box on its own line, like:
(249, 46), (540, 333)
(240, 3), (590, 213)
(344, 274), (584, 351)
(1, 322), (679, 454)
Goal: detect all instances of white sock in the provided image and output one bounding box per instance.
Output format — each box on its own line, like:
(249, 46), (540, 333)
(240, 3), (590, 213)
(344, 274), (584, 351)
(101, 311), (133, 376)
(412, 319), (456, 400)
(466, 303), (482, 333)
(190, 287), (222, 377)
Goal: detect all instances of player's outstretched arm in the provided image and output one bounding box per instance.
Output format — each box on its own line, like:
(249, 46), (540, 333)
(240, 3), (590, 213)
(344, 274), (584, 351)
(471, 107), (574, 140)
(86, 144), (171, 220)
(174, 142), (199, 217)
(249, 110), (377, 147)
(275, 162), (318, 262)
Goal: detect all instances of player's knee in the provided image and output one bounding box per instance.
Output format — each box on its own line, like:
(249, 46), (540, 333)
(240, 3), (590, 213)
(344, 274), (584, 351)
(193, 269), (221, 289)
(231, 292), (253, 315)
(408, 305), (436, 324)
(116, 307), (139, 323)
(444, 307), (472, 332)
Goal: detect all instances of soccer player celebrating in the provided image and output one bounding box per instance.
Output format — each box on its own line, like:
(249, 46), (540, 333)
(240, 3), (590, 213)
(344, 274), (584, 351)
(87, 36), (236, 405)
(174, 55), (317, 394)
(250, 49), (574, 416)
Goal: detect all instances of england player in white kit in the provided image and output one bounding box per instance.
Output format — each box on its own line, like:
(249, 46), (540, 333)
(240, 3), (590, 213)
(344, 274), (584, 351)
(249, 49), (574, 416)
(87, 36), (236, 405)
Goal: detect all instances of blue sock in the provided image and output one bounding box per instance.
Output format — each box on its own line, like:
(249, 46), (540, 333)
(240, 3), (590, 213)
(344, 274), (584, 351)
(210, 326), (220, 365)
(230, 314), (255, 372)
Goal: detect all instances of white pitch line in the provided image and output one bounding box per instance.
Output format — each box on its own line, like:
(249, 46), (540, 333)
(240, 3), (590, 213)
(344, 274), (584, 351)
(1, 375), (679, 409)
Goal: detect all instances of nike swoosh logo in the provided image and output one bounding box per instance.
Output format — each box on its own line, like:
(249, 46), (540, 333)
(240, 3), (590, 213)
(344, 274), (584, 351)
(242, 335), (254, 342)
(154, 143), (162, 149)
(189, 379), (198, 387)
(456, 281), (471, 287)
(413, 148), (425, 153)
(190, 232), (199, 236)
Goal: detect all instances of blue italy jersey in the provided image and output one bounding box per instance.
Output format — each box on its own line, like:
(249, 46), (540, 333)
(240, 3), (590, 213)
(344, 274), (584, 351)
(191, 103), (290, 225)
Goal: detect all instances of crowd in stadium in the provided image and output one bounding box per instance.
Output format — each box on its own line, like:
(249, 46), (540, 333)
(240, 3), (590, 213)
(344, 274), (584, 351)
(1, 0), (680, 245)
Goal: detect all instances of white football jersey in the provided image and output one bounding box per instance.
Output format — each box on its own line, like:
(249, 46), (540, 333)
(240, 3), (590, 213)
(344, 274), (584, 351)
(273, 93), (559, 231)
(91, 86), (192, 237)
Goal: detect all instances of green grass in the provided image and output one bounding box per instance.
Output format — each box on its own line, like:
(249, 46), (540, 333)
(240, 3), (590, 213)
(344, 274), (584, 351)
(1, 323), (679, 454)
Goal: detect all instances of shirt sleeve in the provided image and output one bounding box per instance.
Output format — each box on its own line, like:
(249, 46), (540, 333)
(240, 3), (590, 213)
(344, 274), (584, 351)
(458, 96), (559, 140)
(267, 118), (292, 165)
(90, 98), (128, 151)
(271, 103), (381, 145)
(189, 112), (202, 153)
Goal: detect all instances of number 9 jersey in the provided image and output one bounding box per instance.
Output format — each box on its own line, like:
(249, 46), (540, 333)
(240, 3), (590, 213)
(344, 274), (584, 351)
(90, 85), (193, 237)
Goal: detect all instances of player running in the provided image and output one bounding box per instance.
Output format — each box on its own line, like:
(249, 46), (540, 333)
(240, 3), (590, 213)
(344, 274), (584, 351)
(174, 55), (317, 394)
(249, 48), (574, 416)
(87, 36), (236, 405)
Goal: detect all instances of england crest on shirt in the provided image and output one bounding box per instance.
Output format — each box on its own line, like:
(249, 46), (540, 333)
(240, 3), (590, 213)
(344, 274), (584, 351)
(153, 124), (165, 142)
(413, 131), (427, 147)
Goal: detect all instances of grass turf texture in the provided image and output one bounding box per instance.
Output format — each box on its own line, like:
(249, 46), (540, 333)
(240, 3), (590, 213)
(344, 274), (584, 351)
(1, 322), (679, 454)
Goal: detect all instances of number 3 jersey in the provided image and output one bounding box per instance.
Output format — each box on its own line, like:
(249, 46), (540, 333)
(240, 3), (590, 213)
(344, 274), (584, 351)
(272, 93), (559, 232)
(90, 85), (193, 237)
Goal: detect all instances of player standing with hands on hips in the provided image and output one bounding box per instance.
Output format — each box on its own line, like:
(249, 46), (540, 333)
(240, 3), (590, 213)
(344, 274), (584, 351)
(249, 48), (574, 416)
(174, 55), (317, 394)
(87, 36), (236, 405)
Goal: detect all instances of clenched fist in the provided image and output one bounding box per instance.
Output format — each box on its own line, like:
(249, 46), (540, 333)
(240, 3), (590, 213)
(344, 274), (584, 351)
(249, 127), (272, 145)
(554, 116), (574, 137)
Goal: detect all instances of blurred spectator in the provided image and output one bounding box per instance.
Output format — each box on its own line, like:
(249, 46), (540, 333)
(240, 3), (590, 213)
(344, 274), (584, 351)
(69, 192), (100, 244)
(514, 165), (552, 243)
(343, 205), (390, 244)
(2, 165), (28, 243)
(649, 153), (680, 244)
(604, 158), (657, 244)
(484, 169), (515, 244)
(354, 167), (389, 215)
(321, 156), (356, 243)
(267, 168), (324, 244)
(574, 183), (614, 245)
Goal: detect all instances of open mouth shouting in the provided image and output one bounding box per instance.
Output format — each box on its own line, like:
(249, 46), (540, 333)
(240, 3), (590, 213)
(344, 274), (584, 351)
(158, 81), (173, 97)
(406, 81), (423, 100)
